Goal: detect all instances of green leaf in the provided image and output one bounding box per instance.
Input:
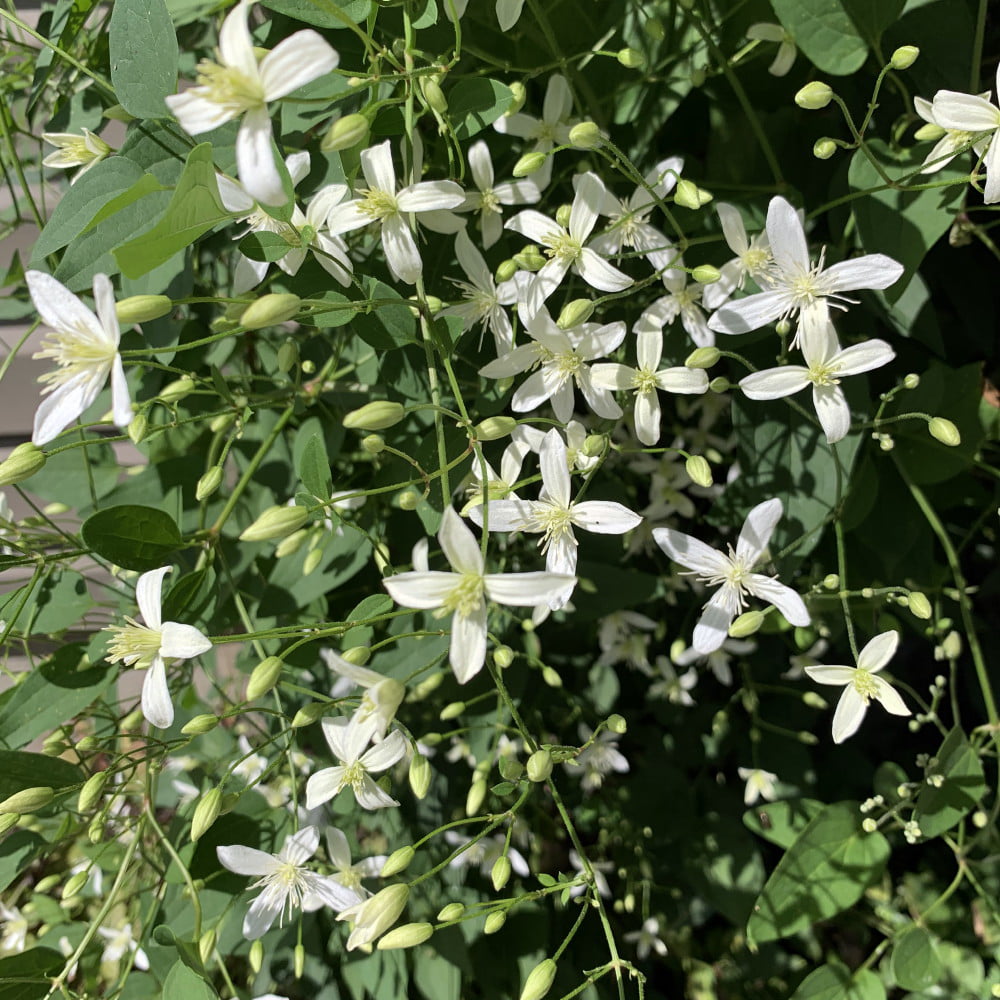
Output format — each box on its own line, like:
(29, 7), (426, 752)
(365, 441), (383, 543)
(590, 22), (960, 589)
(891, 926), (942, 991)
(791, 962), (886, 1000)
(743, 799), (825, 849)
(0, 831), (45, 892)
(747, 801), (890, 945)
(298, 432), (332, 501)
(354, 277), (418, 350)
(109, 0), (178, 119)
(0, 948), (63, 1000)
(771, 0), (868, 75)
(0, 751), (81, 801)
(449, 79), (515, 141)
(163, 960), (219, 1000)
(912, 726), (986, 838)
(346, 594), (394, 623)
(299, 288), (354, 328)
(841, 0), (905, 45)
(81, 505), (184, 571)
(238, 230), (296, 263)
(115, 143), (230, 279)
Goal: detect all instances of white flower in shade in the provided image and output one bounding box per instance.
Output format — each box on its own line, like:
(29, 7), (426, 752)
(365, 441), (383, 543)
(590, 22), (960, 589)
(702, 202), (773, 310)
(805, 631), (910, 743)
(737, 767), (778, 806)
(494, 74), (578, 188)
(469, 429), (642, 601)
(325, 828), (386, 901)
(597, 610), (657, 673)
(624, 917), (668, 960)
(674, 636), (755, 686)
(929, 68), (1000, 202)
(320, 648), (405, 739)
(651, 262), (715, 347)
(461, 139), (542, 248)
(165, 0), (338, 206)
(305, 716), (407, 811)
(27, 271), (132, 446)
(463, 423), (543, 514)
(104, 567), (212, 729)
(914, 92), (993, 174)
(42, 129), (112, 179)
(652, 498), (810, 654)
(382, 507), (575, 682)
(648, 656), (698, 705)
(97, 924), (149, 970)
(568, 849), (612, 898)
(707, 196), (904, 338)
(444, 831), (529, 878)
(217, 826), (359, 939)
(746, 22), (797, 76)
(507, 172), (633, 314)
(0, 903), (28, 953)
(478, 306), (625, 423)
(324, 139), (464, 284)
(218, 152), (352, 294)
(739, 320), (895, 443)
(568, 724), (629, 792)
(591, 310), (709, 445)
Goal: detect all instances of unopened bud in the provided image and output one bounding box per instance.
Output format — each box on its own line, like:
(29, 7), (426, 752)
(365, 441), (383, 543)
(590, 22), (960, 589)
(321, 113), (370, 152)
(409, 754), (432, 799)
(674, 178), (702, 210)
(795, 81), (833, 109)
(249, 939), (264, 974)
(35, 874), (61, 894)
(606, 713), (627, 735)
(294, 943), (305, 978)
(160, 375), (195, 404)
(0, 443), (46, 486)
(568, 121), (602, 149)
(240, 293), (301, 330)
(0, 814), (18, 834)
(685, 455), (712, 488)
(709, 376), (730, 393)
(362, 433), (385, 454)
(908, 592), (932, 620)
(928, 417), (960, 447)
(685, 346), (720, 369)
(729, 610), (764, 637)
(494, 645), (514, 668)
(526, 748), (553, 783)
(512, 244), (546, 271)
(344, 400), (405, 431)
(802, 691), (828, 710)
(940, 630), (962, 660)
(196, 466), (223, 501)
(246, 656), (283, 700)
(240, 504), (310, 542)
(520, 959), (557, 1000)
(466, 776), (487, 816)
(181, 714), (219, 736)
(440, 700), (465, 721)
(275, 528), (309, 558)
(507, 81), (526, 115)
(378, 921), (433, 950)
(513, 151), (548, 178)
(556, 298), (595, 329)
(397, 489), (420, 510)
(437, 902), (465, 922)
(476, 416), (518, 441)
(123, 414), (147, 446)
(116, 294), (172, 324)
(341, 645), (370, 666)
(62, 870), (89, 900)
(903, 373), (920, 389)
(692, 264), (721, 284)
(890, 45), (919, 70)
(823, 573), (840, 590)
(495, 259), (518, 283)
(0, 786), (53, 814)
(381, 846), (415, 877)
(483, 911), (507, 934)
(303, 547), (323, 574)
(277, 340), (298, 373)
(862, 817), (878, 833)
(420, 76), (448, 114)
(582, 433), (606, 457)
(973, 809), (988, 828)
(555, 204), (572, 228)
(491, 856), (512, 891)
(209, 411), (236, 433)
(914, 121), (945, 141)
(199, 928), (216, 965)
(617, 47), (644, 69)
(291, 701), (327, 728)
(191, 787), (222, 841)
(813, 138), (837, 160)
(78, 771), (108, 812)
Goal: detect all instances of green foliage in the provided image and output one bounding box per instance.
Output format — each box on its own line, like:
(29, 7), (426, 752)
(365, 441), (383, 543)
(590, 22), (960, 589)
(912, 727), (987, 838)
(109, 0), (179, 119)
(80, 505), (184, 571)
(771, 0), (868, 75)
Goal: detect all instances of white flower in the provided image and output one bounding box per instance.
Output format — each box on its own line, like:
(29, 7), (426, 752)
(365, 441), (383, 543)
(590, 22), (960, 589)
(805, 631), (910, 743)
(649, 263), (714, 347)
(165, 0), (338, 206)
(324, 139), (464, 284)
(461, 139), (542, 248)
(321, 648), (405, 738)
(104, 566), (212, 729)
(27, 271), (132, 446)
(97, 923), (149, 970)
(568, 849), (612, 898)
(444, 831), (529, 878)
(737, 767), (778, 805)
(746, 23), (797, 76)
(624, 917), (668, 959)
(591, 310), (709, 445)
(217, 826), (358, 939)
(469, 429), (642, 601)
(674, 637), (755, 686)
(652, 498), (810, 654)
(568, 724), (629, 792)
(596, 610), (657, 673)
(914, 93), (992, 173)
(462, 423), (543, 514)
(739, 320), (895, 443)
(707, 196), (904, 339)
(305, 716), (407, 811)
(648, 656), (698, 705)
(42, 129), (112, 179)
(325, 827), (386, 901)
(507, 172), (633, 314)
(382, 507), (575, 682)
(0, 904), (28, 953)
(702, 202), (773, 310)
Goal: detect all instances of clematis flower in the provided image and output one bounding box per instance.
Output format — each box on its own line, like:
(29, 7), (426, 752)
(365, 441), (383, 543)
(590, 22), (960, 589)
(739, 320), (895, 443)
(737, 766), (778, 805)
(217, 826), (359, 939)
(97, 924), (149, 970)
(568, 724), (629, 793)
(382, 507), (575, 682)
(914, 93), (993, 174)
(707, 196), (903, 339)
(27, 271), (132, 446)
(324, 139), (464, 284)
(42, 129), (112, 180)
(165, 0), (338, 206)
(652, 498), (810, 654)
(325, 827), (386, 902)
(805, 631), (910, 743)
(320, 648), (405, 739)
(623, 917), (668, 960)
(746, 22), (797, 77)
(649, 263), (714, 347)
(305, 716), (407, 811)
(104, 566), (213, 729)
(702, 202), (773, 310)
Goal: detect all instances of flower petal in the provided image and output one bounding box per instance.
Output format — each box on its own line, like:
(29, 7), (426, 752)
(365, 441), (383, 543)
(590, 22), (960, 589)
(397, 180), (465, 213)
(141, 656), (174, 729)
(484, 571), (575, 607)
(136, 567), (169, 630)
(812, 383), (851, 443)
(571, 501), (642, 534)
(305, 766), (344, 809)
(692, 591), (735, 655)
(575, 248), (632, 292)
(766, 196), (809, 276)
(438, 507), (482, 576)
(243, 892), (281, 940)
(736, 498), (783, 565)
(739, 366), (810, 401)
(382, 215), (422, 284)
(858, 630), (899, 673)
(217, 844), (277, 876)
(707, 289), (792, 335)
(236, 106), (284, 207)
(281, 826), (320, 865)
(747, 574), (810, 626)
(874, 677), (910, 717)
(218, 0), (258, 79)
(27, 270), (105, 342)
(160, 621), (212, 660)
(831, 688), (866, 743)
(539, 429), (571, 507)
(383, 570), (460, 609)
(260, 30), (339, 100)
(450, 604), (487, 684)
(652, 527), (731, 577)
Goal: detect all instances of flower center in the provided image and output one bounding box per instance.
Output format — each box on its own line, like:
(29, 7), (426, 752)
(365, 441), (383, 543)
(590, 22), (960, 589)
(533, 503), (576, 552)
(549, 350), (582, 382)
(35, 332), (117, 390)
(337, 865), (364, 891)
(340, 760), (367, 793)
(442, 573), (485, 618)
(357, 187), (399, 222)
(634, 369), (659, 395)
(698, 546), (753, 611)
(742, 246), (770, 276)
(252, 860), (309, 923)
(104, 619), (162, 669)
(195, 60), (266, 113)
(479, 188), (501, 214)
(850, 669), (880, 703)
(542, 230), (582, 264)
(670, 287), (697, 310)
(805, 361), (840, 387)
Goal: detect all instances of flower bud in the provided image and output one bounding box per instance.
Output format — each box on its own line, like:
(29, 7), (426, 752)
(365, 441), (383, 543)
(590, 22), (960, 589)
(0, 785), (53, 814)
(914, 122), (945, 141)
(405, 752), (431, 799)
(582, 434), (606, 457)
(245, 655), (283, 701)
(491, 856), (512, 891)
(181, 714), (219, 736)
(209, 411), (236, 433)
(526, 748), (553, 783)
(321, 113), (370, 152)
(196, 466), (223, 501)
(78, 771), (108, 812)
(88, 815), (104, 842)
(344, 400), (406, 432)
(795, 81), (834, 109)
(294, 943), (305, 978)
(617, 47), (644, 68)
(555, 204), (572, 228)
(708, 376), (730, 393)
(191, 787), (222, 841)
(62, 870), (89, 900)
(0, 443), (46, 486)
(512, 244), (546, 272)
(341, 645), (371, 666)
(928, 417), (961, 447)
(908, 592), (932, 620)
(483, 911), (507, 934)
(940, 630), (962, 660)
(606, 713), (627, 735)
(890, 45), (919, 70)
(437, 902), (465, 922)
(476, 416), (518, 441)
(903, 373), (920, 389)
(568, 121), (602, 149)
(381, 846), (415, 877)
(692, 264), (721, 285)
(494, 645), (514, 669)
(240, 504), (310, 542)
(495, 259), (518, 283)
(197, 927), (217, 965)
(813, 138), (837, 160)
(303, 548), (323, 574)
(291, 701), (328, 727)
(520, 959), (557, 1000)
(277, 339), (299, 373)
(684, 346), (720, 369)
(506, 81), (527, 115)
(673, 179), (701, 210)
(351, 884), (410, 948)
(685, 455), (713, 488)
(440, 700), (465, 721)
(160, 375), (195, 404)
(116, 294), (172, 324)
(362, 433), (385, 455)
(378, 921), (434, 950)
(420, 76), (448, 114)
(823, 573), (840, 590)
(513, 151), (548, 178)
(802, 691), (828, 710)
(729, 610), (764, 638)
(0, 814), (18, 834)
(35, 874), (61, 894)
(249, 939), (264, 974)
(240, 293), (301, 330)
(275, 528), (309, 558)
(556, 298), (595, 329)
(541, 666), (562, 688)
(861, 817), (878, 833)
(466, 776), (487, 816)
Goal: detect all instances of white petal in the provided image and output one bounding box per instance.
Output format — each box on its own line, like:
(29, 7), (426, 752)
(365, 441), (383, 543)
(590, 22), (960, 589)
(354, 774), (400, 810)
(479, 342), (539, 378)
(932, 90), (1000, 131)
(438, 507), (483, 576)
(384, 570), (460, 609)
(637, 324), (663, 371)
(237, 107), (284, 207)
(983, 130), (1000, 203)
(217, 844), (277, 877)
(166, 89), (237, 134)
(136, 567), (169, 629)
(812, 384), (851, 443)
(823, 254), (904, 294)
(766, 196), (809, 276)
(27, 270), (105, 342)
(450, 604), (487, 684)
(218, 0), (258, 79)
(571, 501), (642, 534)
(831, 688), (867, 743)
(305, 766), (344, 809)
(716, 202), (749, 255)
(804, 664), (856, 686)
(325, 828), (352, 868)
(243, 893), (281, 940)
(874, 677), (910, 717)
(141, 657), (174, 729)
(590, 363), (635, 392)
(747, 574), (810, 626)
(382, 215), (422, 284)
(654, 367), (709, 395)
(692, 592), (735, 655)
(736, 498), (783, 565)
(539, 429), (571, 507)
(32, 369), (105, 446)
(109, 355), (133, 428)
(361, 140), (397, 194)
(568, 172), (602, 241)
(496, 0), (525, 30)
(543, 74), (572, 123)
(505, 209), (559, 244)
(397, 180), (465, 213)
(468, 139), (494, 191)
(360, 729), (407, 772)
(160, 621), (212, 660)
(281, 826), (320, 865)
(858, 630), (899, 673)
(652, 527), (731, 577)
(739, 366), (810, 401)
(634, 390), (660, 446)
(260, 30), (339, 101)
(575, 249), (632, 292)
(708, 289), (792, 335)
(484, 571), (576, 607)
(511, 369), (554, 413)
(469, 499), (536, 533)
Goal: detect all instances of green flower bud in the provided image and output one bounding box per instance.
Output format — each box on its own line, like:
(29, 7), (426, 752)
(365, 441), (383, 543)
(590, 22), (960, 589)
(513, 151), (548, 178)
(35, 874), (61, 894)
(617, 47), (644, 69)
(62, 870), (89, 900)
(362, 433), (385, 455)
(684, 346), (720, 369)
(240, 504), (310, 542)
(466, 776), (487, 816)
(645, 16), (665, 39)
(397, 489), (420, 510)
(291, 701), (328, 727)
(377, 921), (434, 950)
(409, 754), (432, 799)
(495, 259), (518, 283)
(303, 548), (323, 574)
(199, 928), (216, 965)
(520, 959), (557, 1000)
(582, 433), (606, 457)
(928, 417), (961, 447)
(568, 121), (603, 149)
(195, 466), (223, 501)
(940, 630), (962, 659)
(861, 817), (878, 833)
(802, 691), (828, 710)
(526, 748), (553, 783)
(276, 339), (299, 373)
(512, 244), (546, 272)
(436, 902), (465, 922)
(708, 376), (730, 393)
(181, 714), (219, 736)
(674, 178), (702, 210)
(483, 911), (507, 934)
(729, 610), (764, 638)
(420, 76), (448, 114)
(88, 815), (104, 842)
(381, 846), (415, 877)
(494, 645), (514, 669)
(914, 122), (945, 141)
(0, 785), (54, 814)
(685, 455), (713, 488)
(342, 645), (371, 666)
(556, 298), (595, 329)
(555, 204), (572, 228)
(247, 656), (283, 700)
(890, 45), (919, 70)
(506, 81), (527, 115)
(294, 943), (305, 979)
(813, 137), (837, 160)
(77, 771), (108, 813)
(903, 373), (920, 389)
(606, 713), (627, 735)
(440, 700), (465, 721)
(692, 264), (721, 284)
(0, 443), (46, 486)
(491, 856), (512, 891)
(476, 416), (518, 441)
(321, 113), (370, 152)
(160, 375), (195, 404)
(116, 294), (172, 324)
(823, 573), (840, 590)
(209, 411), (236, 433)
(249, 940), (264, 974)
(795, 81), (833, 109)
(909, 592), (932, 620)
(275, 528), (309, 558)
(191, 787), (222, 841)
(0, 814), (18, 834)
(240, 293), (301, 330)
(541, 666), (562, 688)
